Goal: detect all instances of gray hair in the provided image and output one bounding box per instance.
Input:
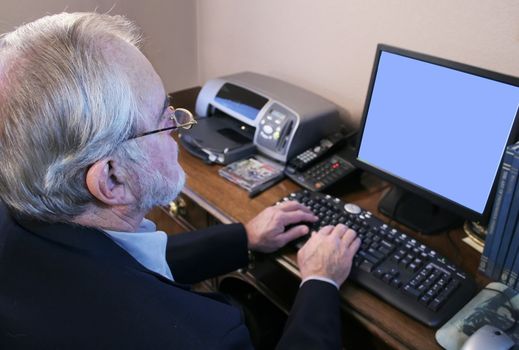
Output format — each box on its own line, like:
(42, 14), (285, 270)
(0, 12), (148, 222)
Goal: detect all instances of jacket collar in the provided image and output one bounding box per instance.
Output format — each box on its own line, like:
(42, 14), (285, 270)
(10, 209), (188, 289)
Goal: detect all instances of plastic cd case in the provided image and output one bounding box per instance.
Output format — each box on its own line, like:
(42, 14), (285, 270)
(219, 156), (285, 195)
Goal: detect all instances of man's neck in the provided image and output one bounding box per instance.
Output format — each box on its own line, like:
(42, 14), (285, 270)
(72, 205), (145, 232)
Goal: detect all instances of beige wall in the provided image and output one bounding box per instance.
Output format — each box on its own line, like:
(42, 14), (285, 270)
(3, 0), (519, 124)
(0, 0), (198, 93)
(0, 0), (100, 27)
(104, 0), (198, 93)
(197, 0), (519, 125)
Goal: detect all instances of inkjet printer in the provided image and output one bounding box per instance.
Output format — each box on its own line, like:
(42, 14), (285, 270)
(179, 71), (343, 164)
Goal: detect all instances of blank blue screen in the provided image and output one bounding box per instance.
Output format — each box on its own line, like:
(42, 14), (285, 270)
(358, 51), (519, 214)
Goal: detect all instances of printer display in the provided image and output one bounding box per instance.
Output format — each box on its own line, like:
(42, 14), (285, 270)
(179, 71), (343, 164)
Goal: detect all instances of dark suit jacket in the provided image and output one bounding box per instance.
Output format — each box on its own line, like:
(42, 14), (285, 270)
(0, 205), (341, 349)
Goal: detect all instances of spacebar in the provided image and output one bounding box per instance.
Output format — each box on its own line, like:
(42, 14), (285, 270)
(358, 250), (380, 265)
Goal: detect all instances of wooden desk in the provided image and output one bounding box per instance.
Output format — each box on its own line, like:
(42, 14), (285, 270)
(150, 87), (488, 350)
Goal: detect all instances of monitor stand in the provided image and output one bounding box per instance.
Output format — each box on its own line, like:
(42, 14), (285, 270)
(378, 186), (463, 235)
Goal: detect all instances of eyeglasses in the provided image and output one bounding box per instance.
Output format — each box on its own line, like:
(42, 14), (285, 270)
(128, 106), (197, 140)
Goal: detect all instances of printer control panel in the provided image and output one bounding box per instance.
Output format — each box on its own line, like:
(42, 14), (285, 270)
(256, 103), (297, 159)
(259, 109), (286, 141)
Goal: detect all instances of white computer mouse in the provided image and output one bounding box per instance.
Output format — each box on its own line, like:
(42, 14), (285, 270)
(461, 325), (515, 350)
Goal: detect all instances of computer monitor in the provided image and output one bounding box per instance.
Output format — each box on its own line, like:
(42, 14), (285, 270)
(354, 44), (519, 234)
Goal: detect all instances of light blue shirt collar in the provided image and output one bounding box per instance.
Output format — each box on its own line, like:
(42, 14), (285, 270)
(104, 219), (174, 281)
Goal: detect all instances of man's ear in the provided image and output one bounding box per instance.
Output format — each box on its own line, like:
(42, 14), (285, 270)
(86, 159), (135, 206)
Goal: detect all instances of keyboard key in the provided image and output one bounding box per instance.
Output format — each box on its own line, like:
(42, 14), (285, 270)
(442, 279), (460, 297)
(383, 273), (393, 283)
(420, 294), (432, 305)
(379, 246), (392, 256)
(417, 284), (427, 293)
(359, 260), (375, 273)
(368, 248), (384, 260)
(392, 253), (403, 262)
(403, 285), (421, 299)
(373, 267), (385, 278)
(428, 298), (444, 311)
(409, 263), (419, 272)
(358, 250), (380, 265)
(390, 278), (402, 288)
(381, 240), (395, 250)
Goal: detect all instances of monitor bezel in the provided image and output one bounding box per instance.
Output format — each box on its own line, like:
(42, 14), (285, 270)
(354, 44), (519, 223)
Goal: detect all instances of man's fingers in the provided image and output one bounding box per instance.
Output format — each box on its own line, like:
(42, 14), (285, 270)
(279, 210), (318, 227)
(346, 237), (362, 260)
(330, 224), (348, 238)
(277, 200), (314, 214)
(341, 228), (358, 246)
(316, 225), (334, 236)
(281, 225), (310, 245)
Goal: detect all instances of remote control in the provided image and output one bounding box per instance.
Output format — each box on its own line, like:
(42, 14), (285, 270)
(286, 130), (354, 172)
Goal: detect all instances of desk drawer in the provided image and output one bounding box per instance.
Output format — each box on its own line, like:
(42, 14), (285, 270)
(146, 194), (220, 235)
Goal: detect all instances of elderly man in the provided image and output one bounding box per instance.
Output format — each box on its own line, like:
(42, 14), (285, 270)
(0, 12), (360, 349)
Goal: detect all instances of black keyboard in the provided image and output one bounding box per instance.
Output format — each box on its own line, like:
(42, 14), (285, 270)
(280, 190), (477, 328)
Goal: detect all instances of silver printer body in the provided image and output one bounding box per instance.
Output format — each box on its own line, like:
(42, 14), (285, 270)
(194, 71), (342, 163)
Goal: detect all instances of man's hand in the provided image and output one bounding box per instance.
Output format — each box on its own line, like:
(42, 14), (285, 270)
(297, 224), (361, 286)
(244, 201), (318, 253)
